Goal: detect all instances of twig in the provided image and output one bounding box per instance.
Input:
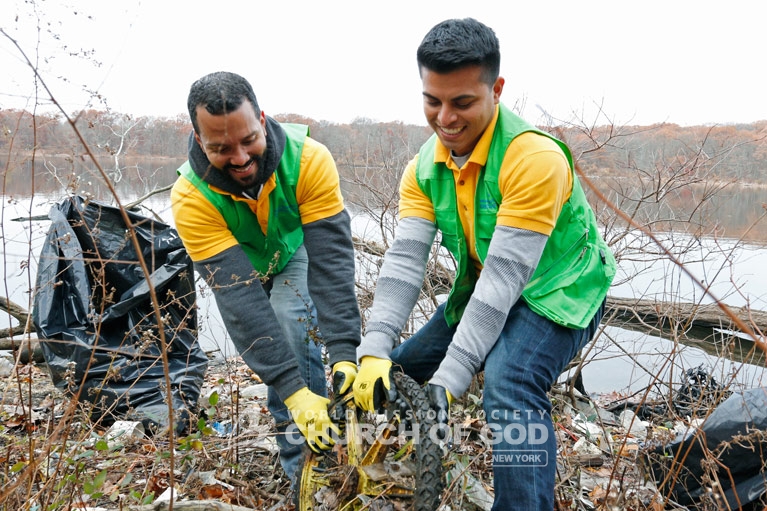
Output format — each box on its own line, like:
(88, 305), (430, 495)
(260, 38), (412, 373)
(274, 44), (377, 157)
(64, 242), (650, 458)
(124, 182), (174, 211)
(124, 501), (258, 511)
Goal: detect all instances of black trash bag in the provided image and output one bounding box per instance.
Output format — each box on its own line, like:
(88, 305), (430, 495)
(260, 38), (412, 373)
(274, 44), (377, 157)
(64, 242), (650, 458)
(646, 386), (767, 508)
(32, 195), (208, 435)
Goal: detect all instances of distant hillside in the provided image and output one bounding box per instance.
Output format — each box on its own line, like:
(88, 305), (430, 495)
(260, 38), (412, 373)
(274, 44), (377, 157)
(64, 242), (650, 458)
(2, 109), (765, 190)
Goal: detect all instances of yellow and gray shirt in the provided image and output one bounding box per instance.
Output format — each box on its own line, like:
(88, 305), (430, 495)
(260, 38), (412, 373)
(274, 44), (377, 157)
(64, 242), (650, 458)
(359, 104), (614, 397)
(172, 118), (360, 400)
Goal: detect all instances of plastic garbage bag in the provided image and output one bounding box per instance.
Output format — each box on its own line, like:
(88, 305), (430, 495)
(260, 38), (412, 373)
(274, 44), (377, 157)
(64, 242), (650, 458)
(646, 386), (767, 508)
(32, 195), (208, 434)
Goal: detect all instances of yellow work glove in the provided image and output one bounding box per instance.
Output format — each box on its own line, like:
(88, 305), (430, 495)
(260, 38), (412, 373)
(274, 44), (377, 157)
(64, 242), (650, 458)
(283, 387), (340, 453)
(352, 356), (396, 413)
(332, 361), (358, 396)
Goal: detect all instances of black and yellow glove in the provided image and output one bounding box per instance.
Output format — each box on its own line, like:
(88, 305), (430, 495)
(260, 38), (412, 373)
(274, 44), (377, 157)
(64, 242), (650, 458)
(426, 383), (453, 440)
(352, 356), (397, 413)
(332, 361), (358, 396)
(284, 387), (340, 453)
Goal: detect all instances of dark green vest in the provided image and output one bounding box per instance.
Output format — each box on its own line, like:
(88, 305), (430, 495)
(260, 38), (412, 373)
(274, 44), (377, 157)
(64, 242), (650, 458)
(416, 105), (615, 328)
(177, 123), (308, 277)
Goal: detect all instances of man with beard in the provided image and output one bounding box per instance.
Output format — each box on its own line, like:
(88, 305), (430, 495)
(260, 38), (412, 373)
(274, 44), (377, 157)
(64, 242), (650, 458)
(171, 71), (360, 485)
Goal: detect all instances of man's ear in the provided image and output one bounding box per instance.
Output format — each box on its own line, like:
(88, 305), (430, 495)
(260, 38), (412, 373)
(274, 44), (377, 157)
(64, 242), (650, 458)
(493, 76), (505, 103)
(194, 131), (203, 148)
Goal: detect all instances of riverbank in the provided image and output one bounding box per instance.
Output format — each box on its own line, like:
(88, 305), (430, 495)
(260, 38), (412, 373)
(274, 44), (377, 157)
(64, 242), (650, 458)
(3, 350), (756, 510)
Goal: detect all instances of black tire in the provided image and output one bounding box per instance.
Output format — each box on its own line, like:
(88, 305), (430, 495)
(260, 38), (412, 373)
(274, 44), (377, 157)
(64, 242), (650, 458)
(391, 371), (445, 511)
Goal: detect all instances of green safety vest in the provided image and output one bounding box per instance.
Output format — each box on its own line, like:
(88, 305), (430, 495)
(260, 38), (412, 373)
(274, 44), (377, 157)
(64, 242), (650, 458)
(416, 105), (616, 328)
(177, 123), (308, 277)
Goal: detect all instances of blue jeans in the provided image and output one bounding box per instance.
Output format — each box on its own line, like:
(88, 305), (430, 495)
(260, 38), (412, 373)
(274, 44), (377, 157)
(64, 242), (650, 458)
(265, 245), (327, 482)
(391, 299), (604, 511)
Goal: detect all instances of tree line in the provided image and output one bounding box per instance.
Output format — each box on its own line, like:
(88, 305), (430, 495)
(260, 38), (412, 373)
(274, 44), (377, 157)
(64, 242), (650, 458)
(1, 108), (766, 202)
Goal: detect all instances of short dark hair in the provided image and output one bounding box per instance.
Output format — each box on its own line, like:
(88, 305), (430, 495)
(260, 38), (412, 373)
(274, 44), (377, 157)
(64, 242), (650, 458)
(187, 71), (260, 134)
(416, 18), (500, 86)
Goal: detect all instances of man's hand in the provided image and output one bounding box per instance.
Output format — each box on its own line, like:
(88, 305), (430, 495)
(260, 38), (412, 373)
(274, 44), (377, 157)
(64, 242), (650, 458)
(283, 387), (339, 453)
(353, 356), (396, 412)
(332, 361), (358, 395)
(426, 383), (453, 440)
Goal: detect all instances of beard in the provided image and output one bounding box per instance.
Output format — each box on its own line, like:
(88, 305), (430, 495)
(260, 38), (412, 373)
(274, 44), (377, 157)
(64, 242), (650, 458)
(224, 153), (266, 187)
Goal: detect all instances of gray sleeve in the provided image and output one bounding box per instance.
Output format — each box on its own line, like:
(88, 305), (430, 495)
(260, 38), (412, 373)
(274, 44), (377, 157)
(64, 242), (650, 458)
(357, 216), (437, 361)
(302, 209), (361, 366)
(196, 246), (305, 401)
(430, 226), (548, 397)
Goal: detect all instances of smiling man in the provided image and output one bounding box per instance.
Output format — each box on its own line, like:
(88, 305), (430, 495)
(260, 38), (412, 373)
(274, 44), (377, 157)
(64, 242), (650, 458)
(171, 72), (360, 486)
(352, 18), (616, 510)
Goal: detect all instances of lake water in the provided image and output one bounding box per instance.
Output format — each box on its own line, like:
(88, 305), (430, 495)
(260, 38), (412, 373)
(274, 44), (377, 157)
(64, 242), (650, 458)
(2, 194), (766, 396)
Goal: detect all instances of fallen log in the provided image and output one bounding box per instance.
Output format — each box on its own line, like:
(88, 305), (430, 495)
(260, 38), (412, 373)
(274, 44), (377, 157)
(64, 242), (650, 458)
(605, 296), (767, 340)
(0, 296), (42, 362)
(0, 296), (29, 325)
(0, 337), (43, 364)
(572, 298), (767, 397)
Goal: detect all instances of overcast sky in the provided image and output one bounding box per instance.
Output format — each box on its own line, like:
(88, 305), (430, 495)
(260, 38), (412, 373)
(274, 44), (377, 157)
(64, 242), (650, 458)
(2, 0), (765, 128)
